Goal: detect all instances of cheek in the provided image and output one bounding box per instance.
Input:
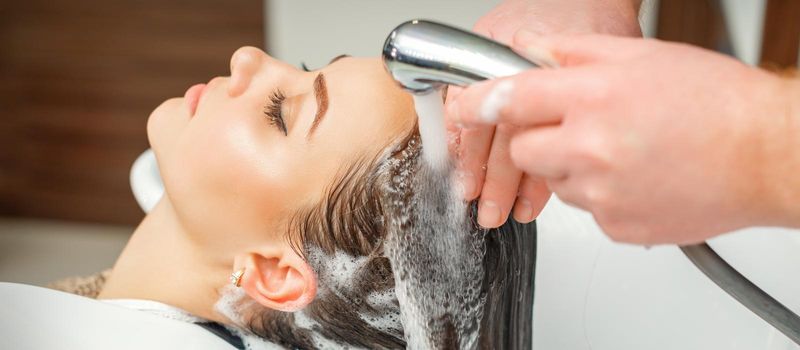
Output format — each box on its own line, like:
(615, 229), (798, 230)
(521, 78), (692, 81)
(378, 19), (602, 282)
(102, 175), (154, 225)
(160, 104), (310, 241)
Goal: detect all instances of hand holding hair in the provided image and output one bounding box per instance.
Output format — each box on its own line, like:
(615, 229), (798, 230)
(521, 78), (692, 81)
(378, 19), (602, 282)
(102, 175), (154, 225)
(448, 31), (800, 244)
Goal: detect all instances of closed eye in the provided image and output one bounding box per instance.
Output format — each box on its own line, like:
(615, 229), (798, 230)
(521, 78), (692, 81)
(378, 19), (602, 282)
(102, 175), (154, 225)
(264, 90), (287, 135)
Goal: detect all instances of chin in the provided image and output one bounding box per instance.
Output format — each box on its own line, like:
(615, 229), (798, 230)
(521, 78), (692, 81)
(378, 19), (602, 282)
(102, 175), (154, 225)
(146, 97), (186, 158)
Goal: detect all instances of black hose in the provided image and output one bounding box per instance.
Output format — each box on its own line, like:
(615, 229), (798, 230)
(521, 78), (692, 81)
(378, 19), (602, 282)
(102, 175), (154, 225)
(681, 243), (800, 345)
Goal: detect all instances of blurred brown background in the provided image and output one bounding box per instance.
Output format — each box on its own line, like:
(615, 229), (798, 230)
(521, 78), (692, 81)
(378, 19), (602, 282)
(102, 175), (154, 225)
(0, 0), (798, 227)
(0, 0), (797, 286)
(657, 0), (799, 68)
(0, 0), (263, 226)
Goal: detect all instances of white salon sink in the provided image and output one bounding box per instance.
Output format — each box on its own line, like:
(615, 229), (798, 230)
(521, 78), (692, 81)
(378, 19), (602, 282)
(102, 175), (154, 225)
(534, 197), (800, 350)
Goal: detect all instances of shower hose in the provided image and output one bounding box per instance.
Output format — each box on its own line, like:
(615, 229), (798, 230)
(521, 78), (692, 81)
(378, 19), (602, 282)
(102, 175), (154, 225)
(681, 243), (800, 345)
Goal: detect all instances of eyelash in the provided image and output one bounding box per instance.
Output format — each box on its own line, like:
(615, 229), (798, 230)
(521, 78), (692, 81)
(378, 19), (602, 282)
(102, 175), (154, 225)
(264, 90), (287, 135)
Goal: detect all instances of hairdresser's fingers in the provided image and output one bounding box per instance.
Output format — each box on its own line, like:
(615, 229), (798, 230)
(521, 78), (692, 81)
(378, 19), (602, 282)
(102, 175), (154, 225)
(446, 124), (461, 156)
(445, 86), (465, 156)
(512, 174), (551, 223)
(548, 187), (581, 209)
(447, 67), (595, 128)
(445, 85), (464, 103)
(447, 33), (643, 128)
(444, 83), (464, 114)
(478, 123), (523, 228)
(456, 126), (495, 200)
(509, 126), (568, 179)
(546, 177), (586, 210)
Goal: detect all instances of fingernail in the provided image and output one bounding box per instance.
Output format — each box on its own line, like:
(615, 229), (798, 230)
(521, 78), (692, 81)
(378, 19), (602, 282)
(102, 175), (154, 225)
(514, 197), (534, 222)
(478, 200), (501, 228)
(457, 171), (476, 199)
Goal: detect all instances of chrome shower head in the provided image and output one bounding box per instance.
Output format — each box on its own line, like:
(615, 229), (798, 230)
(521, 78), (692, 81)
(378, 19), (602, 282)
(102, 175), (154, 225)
(382, 19), (540, 95)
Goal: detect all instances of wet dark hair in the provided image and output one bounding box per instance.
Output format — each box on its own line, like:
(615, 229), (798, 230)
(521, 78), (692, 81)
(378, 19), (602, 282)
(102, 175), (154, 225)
(244, 124), (536, 349)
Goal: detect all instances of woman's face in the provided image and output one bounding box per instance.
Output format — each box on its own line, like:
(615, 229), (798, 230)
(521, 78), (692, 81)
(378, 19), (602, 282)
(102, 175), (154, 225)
(147, 47), (416, 248)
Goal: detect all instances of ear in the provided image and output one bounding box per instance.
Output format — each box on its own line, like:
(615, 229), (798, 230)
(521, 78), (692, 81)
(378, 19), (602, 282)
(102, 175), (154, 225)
(238, 247), (317, 312)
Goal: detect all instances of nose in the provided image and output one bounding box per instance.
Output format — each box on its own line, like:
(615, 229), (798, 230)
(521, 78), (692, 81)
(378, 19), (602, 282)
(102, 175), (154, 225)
(229, 46), (265, 97)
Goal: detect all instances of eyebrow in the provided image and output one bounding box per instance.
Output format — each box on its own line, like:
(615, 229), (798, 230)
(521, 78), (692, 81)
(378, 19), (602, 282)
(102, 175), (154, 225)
(307, 73), (328, 138)
(328, 54), (349, 64)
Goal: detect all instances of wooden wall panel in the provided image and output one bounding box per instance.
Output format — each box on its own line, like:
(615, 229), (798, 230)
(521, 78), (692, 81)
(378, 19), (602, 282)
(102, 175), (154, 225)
(656, 0), (729, 51)
(760, 0), (800, 68)
(657, 0), (799, 69)
(0, 1), (263, 225)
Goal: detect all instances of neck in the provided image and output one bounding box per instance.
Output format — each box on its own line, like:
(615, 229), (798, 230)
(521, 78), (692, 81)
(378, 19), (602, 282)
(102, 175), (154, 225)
(98, 198), (230, 322)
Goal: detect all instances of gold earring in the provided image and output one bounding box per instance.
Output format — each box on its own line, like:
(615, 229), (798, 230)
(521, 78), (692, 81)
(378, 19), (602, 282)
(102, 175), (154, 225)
(230, 268), (245, 287)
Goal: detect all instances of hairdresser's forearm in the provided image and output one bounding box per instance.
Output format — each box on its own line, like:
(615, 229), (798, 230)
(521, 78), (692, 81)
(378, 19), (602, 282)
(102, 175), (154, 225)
(764, 77), (800, 228)
(579, 0), (643, 36)
(495, 0), (643, 36)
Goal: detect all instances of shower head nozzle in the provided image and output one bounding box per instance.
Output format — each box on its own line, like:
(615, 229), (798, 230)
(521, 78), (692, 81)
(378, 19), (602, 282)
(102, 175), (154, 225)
(382, 20), (540, 95)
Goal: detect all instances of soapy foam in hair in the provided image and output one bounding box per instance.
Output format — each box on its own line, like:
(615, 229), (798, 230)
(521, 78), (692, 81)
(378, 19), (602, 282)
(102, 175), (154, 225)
(215, 286), (285, 350)
(212, 107), (535, 349)
(215, 244), (404, 349)
(380, 106), (487, 349)
(383, 162), (486, 349)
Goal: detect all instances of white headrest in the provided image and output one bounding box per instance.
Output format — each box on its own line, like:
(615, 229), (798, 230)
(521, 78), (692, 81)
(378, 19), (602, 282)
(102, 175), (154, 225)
(0, 283), (234, 350)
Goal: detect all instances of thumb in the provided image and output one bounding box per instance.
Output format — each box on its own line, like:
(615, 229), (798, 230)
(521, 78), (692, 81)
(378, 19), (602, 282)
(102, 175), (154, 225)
(512, 30), (642, 67)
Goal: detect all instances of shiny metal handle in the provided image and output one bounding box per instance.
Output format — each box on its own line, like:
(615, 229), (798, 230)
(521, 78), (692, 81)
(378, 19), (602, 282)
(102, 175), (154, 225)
(382, 19), (539, 95)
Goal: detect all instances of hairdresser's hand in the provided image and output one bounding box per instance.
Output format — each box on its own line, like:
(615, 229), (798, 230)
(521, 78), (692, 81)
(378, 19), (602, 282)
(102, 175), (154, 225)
(448, 0), (643, 228)
(448, 32), (800, 244)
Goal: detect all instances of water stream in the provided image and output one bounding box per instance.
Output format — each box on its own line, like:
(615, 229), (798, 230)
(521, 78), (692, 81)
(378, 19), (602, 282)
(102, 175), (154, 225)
(412, 94), (450, 171)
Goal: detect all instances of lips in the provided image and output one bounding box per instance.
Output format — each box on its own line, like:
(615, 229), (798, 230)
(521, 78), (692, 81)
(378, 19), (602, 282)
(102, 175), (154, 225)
(184, 83), (207, 117)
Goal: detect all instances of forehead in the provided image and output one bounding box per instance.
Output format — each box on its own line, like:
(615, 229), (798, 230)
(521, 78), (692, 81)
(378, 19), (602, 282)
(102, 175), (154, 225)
(315, 57), (416, 156)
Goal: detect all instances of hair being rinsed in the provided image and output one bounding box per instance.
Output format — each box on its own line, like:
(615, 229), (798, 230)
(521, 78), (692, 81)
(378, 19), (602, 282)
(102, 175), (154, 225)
(221, 123), (536, 349)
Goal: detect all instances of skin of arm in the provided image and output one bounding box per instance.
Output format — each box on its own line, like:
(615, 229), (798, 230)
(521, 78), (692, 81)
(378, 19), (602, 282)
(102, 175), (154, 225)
(474, 0), (644, 42)
(448, 33), (800, 245)
(448, 0), (644, 228)
(768, 76), (800, 228)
